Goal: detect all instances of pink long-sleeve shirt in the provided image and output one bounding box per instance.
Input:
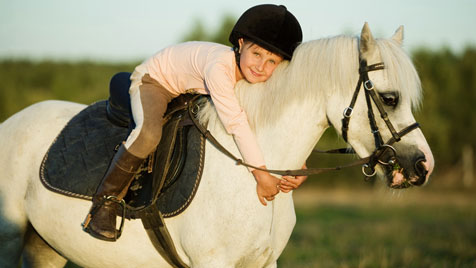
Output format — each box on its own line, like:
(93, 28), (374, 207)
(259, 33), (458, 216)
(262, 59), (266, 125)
(130, 41), (265, 169)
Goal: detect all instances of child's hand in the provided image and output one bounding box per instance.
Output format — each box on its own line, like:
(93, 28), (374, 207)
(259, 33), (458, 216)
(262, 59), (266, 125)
(252, 168), (280, 206)
(278, 164), (308, 193)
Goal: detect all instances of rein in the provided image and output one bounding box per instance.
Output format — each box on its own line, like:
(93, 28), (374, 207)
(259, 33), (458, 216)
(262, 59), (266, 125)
(187, 100), (365, 176)
(187, 59), (420, 177)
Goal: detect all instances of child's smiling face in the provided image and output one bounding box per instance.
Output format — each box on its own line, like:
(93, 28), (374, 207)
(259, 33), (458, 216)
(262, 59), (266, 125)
(237, 39), (283, 84)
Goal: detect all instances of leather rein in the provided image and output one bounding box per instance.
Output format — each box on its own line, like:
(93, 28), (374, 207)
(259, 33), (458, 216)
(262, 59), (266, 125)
(187, 59), (420, 177)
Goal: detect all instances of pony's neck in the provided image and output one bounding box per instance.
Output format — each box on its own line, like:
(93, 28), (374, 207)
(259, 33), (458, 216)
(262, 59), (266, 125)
(199, 35), (361, 170)
(256, 98), (328, 170)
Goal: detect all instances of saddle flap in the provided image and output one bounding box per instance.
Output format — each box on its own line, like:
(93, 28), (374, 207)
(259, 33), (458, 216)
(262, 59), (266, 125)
(125, 96), (207, 218)
(124, 111), (187, 209)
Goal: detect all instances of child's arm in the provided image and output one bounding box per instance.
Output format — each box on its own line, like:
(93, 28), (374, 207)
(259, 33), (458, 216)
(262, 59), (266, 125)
(278, 164), (308, 193)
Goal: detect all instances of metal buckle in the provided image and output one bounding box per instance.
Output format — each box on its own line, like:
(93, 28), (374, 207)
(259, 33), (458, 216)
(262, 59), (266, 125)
(191, 103), (200, 115)
(364, 80), (374, 90)
(343, 107), (353, 118)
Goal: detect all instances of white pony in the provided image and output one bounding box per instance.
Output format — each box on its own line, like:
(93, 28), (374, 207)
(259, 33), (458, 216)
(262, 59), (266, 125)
(0, 24), (433, 267)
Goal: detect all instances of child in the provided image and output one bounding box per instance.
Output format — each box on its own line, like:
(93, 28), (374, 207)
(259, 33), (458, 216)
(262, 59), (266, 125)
(83, 4), (303, 241)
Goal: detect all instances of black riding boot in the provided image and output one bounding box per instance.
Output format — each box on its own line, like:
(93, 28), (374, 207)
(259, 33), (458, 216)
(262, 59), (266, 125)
(82, 144), (145, 241)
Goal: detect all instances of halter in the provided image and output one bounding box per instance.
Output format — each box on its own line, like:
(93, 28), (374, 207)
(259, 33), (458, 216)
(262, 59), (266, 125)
(341, 59), (420, 176)
(187, 58), (421, 177)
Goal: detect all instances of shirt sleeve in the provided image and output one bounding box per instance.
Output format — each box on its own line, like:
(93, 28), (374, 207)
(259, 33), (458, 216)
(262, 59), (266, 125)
(204, 63), (266, 170)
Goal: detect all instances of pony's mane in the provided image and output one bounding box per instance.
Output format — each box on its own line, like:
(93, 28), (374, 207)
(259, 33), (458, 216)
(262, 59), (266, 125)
(199, 34), (422, 130)
(233, 35), (361, 129)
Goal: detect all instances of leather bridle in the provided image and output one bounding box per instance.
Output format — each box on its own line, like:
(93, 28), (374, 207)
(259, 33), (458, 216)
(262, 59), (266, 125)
(340, 59), (420, 176)
(187, 59), (420, 177)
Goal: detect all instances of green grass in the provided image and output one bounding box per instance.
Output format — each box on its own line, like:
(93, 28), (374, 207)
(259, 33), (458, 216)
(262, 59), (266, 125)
(278, 189), (476, 268)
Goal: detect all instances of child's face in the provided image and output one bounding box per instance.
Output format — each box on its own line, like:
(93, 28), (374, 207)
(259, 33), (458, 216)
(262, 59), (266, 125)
(238, 39), (283, 84)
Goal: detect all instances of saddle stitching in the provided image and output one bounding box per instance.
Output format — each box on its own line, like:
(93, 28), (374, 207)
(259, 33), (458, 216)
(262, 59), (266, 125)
(40, 133), (93, 201)
(162, 133), (205, 217)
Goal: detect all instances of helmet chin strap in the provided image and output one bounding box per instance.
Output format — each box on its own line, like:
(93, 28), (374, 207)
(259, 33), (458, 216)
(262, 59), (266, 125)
(233, 46), (244, 79)
(233, 46), (241, 67)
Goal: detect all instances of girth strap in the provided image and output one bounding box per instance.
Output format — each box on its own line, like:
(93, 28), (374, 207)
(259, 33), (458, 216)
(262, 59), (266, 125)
(142, 205), (189, 268)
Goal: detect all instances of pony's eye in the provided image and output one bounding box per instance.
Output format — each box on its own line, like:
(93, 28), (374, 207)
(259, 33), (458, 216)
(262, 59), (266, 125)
(379, 92), (399, 107)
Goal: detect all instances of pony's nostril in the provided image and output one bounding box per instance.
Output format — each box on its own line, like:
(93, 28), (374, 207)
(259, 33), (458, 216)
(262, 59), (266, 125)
(412, 158), (428, 186)
(415, 158), (427, 174)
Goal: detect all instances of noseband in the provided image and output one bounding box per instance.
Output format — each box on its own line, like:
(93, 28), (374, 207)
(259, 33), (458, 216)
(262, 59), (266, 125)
(341, 59), (420, 176)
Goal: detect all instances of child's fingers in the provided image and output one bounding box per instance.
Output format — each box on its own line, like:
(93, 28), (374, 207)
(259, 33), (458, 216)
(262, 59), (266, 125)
(280, 183), (297, 190)
(279, 184), (293, 193)
(281, 178), (299, 188)
(283, 175), (299, 181)
(279, 183), (293, 189)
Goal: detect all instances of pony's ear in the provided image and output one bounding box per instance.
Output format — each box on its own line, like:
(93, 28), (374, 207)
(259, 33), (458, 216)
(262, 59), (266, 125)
(392, 25), (404, 46)
(360, 22), (376, 57)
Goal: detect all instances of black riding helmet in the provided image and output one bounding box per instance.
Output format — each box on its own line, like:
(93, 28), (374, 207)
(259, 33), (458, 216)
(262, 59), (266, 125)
(229, 4), (303, 60)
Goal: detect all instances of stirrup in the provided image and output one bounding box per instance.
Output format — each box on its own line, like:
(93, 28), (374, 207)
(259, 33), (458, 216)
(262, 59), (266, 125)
(82, 195), (127, 238)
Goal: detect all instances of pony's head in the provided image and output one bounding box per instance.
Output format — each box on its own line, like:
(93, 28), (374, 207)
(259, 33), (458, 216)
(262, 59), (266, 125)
(326, 23), (434, 188)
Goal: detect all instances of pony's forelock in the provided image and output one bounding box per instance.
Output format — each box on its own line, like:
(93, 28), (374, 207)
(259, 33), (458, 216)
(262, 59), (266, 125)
(375, 39), (422, 109)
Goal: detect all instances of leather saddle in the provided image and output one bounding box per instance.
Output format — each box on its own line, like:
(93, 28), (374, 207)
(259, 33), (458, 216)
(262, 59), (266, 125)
(40, 73), (208, 218)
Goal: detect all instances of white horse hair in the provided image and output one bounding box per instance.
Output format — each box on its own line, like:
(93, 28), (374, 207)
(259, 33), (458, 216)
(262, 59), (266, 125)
(0, 23), (434, 267)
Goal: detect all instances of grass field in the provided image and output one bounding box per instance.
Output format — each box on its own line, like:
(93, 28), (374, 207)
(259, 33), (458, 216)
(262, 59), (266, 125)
(278, 186), (476, 268)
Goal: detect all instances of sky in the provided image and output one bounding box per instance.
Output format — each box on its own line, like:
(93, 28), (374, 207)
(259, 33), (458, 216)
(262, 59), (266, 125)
(1, 0), (475, 62)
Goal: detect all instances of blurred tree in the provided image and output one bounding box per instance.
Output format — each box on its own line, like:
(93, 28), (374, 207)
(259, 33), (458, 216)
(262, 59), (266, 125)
(180, 19), (207, 42)
(413, 47), (476, 167)
(181, 15), (235, 46)
(0, 61), (138, 121)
